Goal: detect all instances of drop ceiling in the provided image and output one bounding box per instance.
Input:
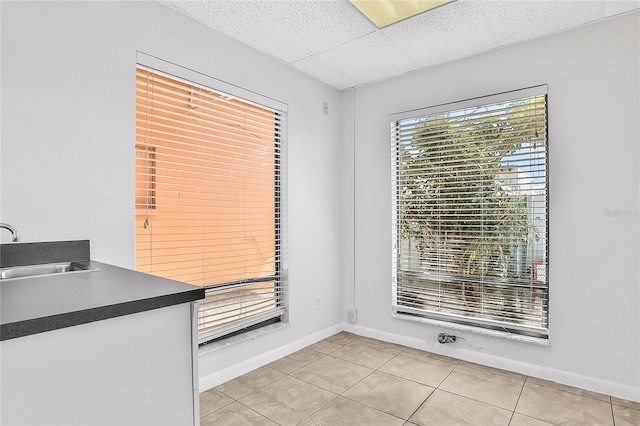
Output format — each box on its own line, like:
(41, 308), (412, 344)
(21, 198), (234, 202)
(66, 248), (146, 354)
(161, 0), (639, 90)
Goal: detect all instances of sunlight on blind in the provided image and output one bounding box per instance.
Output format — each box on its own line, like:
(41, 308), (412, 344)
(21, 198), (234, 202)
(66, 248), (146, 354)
(135, 66), (284, 341)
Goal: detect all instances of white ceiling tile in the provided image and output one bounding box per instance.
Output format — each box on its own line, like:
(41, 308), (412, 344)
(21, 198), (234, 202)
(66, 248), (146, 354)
(314, 31), (420, 85)
(246, 1), (377, 55)
(162, 1), (308, 63)
(292, 56), (359, 90)
(383, 1), (497, 68)
(480, 1), (603, 46)
(603, 0), (640, 17)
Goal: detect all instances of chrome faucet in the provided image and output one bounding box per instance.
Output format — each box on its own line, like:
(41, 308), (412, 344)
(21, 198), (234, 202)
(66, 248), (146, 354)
(0, 223), (19, 242)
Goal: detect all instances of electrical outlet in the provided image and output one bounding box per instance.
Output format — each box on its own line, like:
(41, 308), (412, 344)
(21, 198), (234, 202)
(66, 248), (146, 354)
(347, 308), (357, 323)
(437, 333), (457, 344)
(314, 297), (321, 310)
(323, 102), (329, 115)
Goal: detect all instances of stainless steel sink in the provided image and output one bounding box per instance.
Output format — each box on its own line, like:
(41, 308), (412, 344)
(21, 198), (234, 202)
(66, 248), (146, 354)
(0, 262), (99, 280)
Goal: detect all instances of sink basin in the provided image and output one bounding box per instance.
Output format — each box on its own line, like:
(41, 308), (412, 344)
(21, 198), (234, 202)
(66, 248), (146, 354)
(0, 262), (99, 280)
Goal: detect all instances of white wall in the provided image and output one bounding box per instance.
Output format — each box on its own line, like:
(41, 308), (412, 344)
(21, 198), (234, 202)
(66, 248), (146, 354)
(1, 0), (346, 385)
(346, 12), (639, 401)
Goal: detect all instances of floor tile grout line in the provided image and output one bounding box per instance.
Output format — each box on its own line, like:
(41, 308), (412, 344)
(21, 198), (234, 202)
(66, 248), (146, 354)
(336, 343), (443, 422)
(610, 394), (617, 426)
(335, 393), (412, 423)
(213, 387), (237, 401)
(280, 340), (355, 425)
(611, 400), (640, 411)
(289, 333), (377, 424)
(374, 343), (408, 371)
(326, 348), (398, 371)
(337, 360), (377, 394)
(507, 375), (529, 425)
(213, 337), (378, 419)
(362, 348), (459, 389)
(405, 385), (437, 423)
(434, 388), (519, 414)
(199, 389), (277, 424)
(434, 358), (461, 389)
(527, 378), (612, 403)
(199, 394), (236, 419)
(294, 392), (341, 425)
(280, 351), (370, 396)
(509, 376), (609, 426)
(283, 370), (353, 396)
(376, 347), (452, 423)
(223, 371), (290, 402)
(302, 346), (330, 357)
(355, 336), (407, 351)
(509, 412), (563, 426)
(612, 401), (640, 411)
(456, 360), (527, 380)
(336, 342), (441, 421)
(292, 352), (374, 377)
(404, 351), (461, 367)
(228, 366), (340, 425)
(312, 347), (340, 356)
(339, 336), (407, 355)
(368, 368), (441, 390)
(232, 399), (285, 426)
(273, 352), (329, 375)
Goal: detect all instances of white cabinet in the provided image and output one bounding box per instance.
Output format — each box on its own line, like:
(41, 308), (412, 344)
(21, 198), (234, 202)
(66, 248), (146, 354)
(1, 302), (199, 425)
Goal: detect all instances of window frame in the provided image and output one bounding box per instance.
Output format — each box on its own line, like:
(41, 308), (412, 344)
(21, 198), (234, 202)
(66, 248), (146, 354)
(390, 85), (549, 344)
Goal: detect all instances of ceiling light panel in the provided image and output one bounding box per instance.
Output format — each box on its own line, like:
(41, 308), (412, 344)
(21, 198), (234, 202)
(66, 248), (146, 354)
(350, 0), (455, 29)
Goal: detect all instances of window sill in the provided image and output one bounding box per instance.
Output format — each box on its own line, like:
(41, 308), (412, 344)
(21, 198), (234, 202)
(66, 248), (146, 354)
(198, 321), (290, 356)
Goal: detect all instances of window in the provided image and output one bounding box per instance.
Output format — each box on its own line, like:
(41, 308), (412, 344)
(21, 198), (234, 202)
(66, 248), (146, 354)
(135, 54), (287, 344)
(391, 86), (548, 342)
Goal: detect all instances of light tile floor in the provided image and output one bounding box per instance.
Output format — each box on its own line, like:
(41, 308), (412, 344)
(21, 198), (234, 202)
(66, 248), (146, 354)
(200, 332), (640, 426)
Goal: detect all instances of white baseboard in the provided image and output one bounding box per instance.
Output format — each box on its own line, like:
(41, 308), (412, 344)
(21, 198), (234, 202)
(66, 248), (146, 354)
(199, 323), (342, 392)
(343, 323), (640, 403)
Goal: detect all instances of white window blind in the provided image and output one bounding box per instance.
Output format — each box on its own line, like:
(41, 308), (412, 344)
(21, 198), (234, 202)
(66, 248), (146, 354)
(391, 86), (548, 341)
(135, 57), (286, 344)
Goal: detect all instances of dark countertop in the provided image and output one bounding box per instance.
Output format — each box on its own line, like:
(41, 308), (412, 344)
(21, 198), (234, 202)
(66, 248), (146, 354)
(1, 260), (205, 341)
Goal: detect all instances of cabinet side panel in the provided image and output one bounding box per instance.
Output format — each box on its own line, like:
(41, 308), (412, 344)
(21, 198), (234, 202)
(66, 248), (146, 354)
(1, 303), (194, 425)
